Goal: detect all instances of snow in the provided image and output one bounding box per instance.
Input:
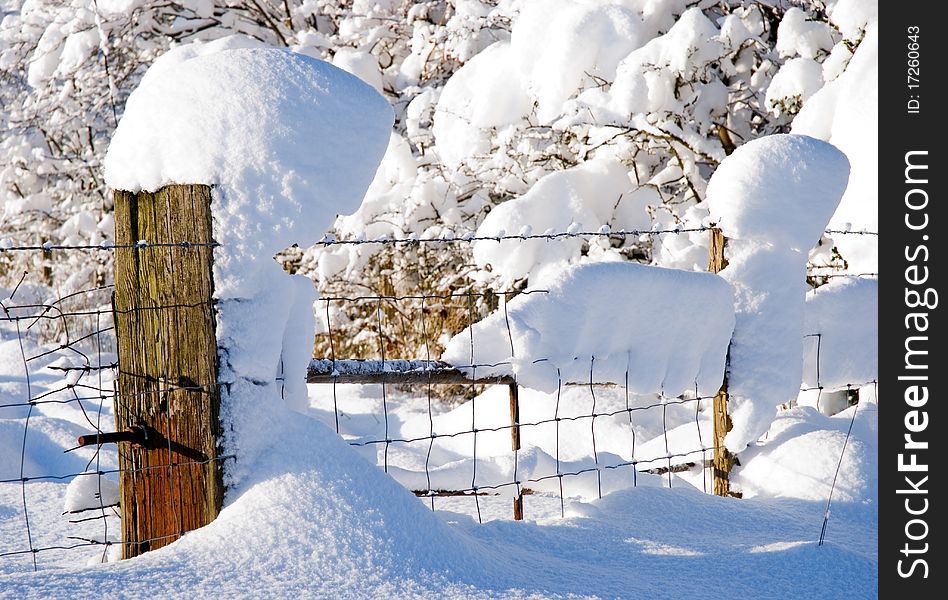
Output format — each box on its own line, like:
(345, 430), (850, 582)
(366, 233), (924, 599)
(332, 47), (385, 93)
(26, 19), (65, 87)
(510, 0), (645, 123)
(827, 0), (878, 39)
(706, 134), (849, 454)
(62, 473), (119, 514)
(104, 44), (392, 298)
(0, 396), (876, 598)
(432, 40), (531, 168)
(2, 4), (879, 596)
(105, 44), (393, 489)
(734, 401), (876, 503)
(95, 0), (146, 15)
(775, 7), (835, 59)
(803, 277), (878, 391)
(706, 134), (849, 252)
(2, 377), (878, 596)
(793, 25), (878, 274)
(0, 285), (879, 600)
(321, 380), (701, 499)
(573, 7), (723, 125)
(471, 158), (649, 286)
(442, 261), (734, 396)
(432, 0), (663, 167)
(766, 57), (824, 116)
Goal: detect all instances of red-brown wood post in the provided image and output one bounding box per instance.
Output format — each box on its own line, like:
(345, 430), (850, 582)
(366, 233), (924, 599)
(112, 184), (224, 558)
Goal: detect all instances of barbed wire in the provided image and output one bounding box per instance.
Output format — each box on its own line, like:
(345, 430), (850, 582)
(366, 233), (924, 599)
(0, 241), (219, 252)
(312, 226), (878, 246)
(0, 226), (878, 254)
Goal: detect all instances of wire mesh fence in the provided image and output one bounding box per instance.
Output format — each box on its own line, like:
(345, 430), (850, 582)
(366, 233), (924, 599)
(310, 285), (878, 523)
(0, 273), (238, 573)
(1, 271), (120, 571)
(0, 226), (877, 572)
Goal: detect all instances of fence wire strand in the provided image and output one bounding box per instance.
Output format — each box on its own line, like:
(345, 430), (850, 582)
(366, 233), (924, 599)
(1, 228), (877, 571)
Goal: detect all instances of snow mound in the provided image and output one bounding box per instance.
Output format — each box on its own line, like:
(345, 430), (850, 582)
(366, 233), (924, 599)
(706, 134), (850, 251)
(442, 262), (734, 395)
(707, 134), (849, 453)
(803, 277), (878, 390)
(734, 403), (876, 503)
(105, 44), (393, 488)
(104, 46), (393, 297)
(1, 412), (498, 596)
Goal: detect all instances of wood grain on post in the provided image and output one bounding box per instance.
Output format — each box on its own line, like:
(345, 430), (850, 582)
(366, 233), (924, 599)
(113, 184), (223, 558)
(708, 227), (737, 497)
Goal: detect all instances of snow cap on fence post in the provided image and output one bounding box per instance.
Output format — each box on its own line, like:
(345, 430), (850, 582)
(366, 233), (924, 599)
(105, 42), (394, 297)
(706, 134), (849, 455)
(105, 43), (393, 493)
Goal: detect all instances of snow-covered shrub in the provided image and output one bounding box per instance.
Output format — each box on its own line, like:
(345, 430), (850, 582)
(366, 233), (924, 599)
(2, 0), (877, 362)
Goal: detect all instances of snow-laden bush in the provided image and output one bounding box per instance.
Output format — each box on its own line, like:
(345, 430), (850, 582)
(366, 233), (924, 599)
(1, 1), (877, 363)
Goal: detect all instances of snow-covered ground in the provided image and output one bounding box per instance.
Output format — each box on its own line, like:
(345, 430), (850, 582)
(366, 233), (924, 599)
(1, 370), (877, 598)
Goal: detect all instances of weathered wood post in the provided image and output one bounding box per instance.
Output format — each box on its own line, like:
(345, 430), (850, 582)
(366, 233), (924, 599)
(708, 227), (737, 497)
(509, 381), (523, 520)
(112, 184), (224, 558)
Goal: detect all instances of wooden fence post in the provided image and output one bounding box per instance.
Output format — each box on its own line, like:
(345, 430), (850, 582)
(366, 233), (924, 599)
(708, 228), (737, 497)
(112, 184), (224, 558)
(509, 382), (523, 520)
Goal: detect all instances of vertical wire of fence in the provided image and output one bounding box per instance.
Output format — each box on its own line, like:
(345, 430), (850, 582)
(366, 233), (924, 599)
(799, 305), (878, 547)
